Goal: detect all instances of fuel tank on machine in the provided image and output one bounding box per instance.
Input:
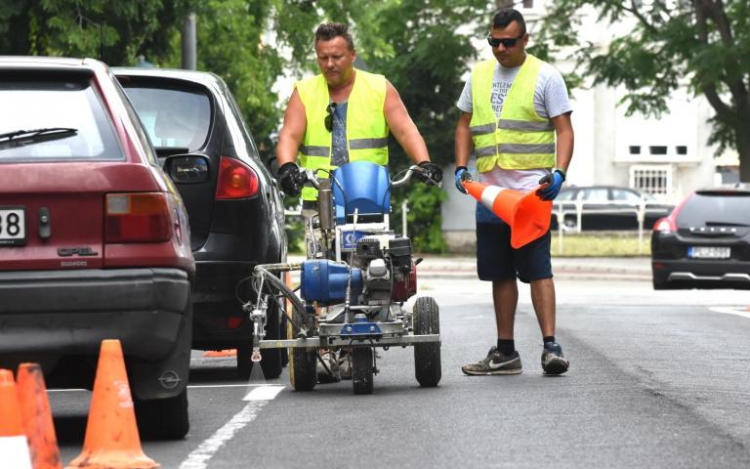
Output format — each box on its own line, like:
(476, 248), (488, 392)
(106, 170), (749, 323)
(300, 260), (363, 304)
(332, 161), (390, 224)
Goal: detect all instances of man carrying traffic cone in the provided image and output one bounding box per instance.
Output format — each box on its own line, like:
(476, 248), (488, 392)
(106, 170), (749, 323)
(454, 8), (574, 376)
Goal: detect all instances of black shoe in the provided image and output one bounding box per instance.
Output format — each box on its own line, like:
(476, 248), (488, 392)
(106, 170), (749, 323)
(462, 346), (522, 375)
(541, 342), (569, 375)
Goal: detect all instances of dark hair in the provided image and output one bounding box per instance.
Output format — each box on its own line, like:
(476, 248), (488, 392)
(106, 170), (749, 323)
(492, 8), (526, 35)
(315, 22), (355, 50)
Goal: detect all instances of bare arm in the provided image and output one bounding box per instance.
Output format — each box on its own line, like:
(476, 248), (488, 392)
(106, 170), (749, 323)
(276, 89), (307, 167)
(383, 80), (430, 164)
(455, 112), (472, 168)
(551, 112), (574, 173)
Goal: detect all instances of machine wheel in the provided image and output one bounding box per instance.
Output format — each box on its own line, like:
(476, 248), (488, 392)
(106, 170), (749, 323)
(352, 347), (374, 395)
(280, 299), (289, 368)
(287, 305), (317, 391)
(413, 296), (441, 387)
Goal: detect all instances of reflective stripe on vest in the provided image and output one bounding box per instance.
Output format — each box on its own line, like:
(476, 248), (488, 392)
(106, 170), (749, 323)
(469, 55), (556, 172)
(295, 69), (389, 200)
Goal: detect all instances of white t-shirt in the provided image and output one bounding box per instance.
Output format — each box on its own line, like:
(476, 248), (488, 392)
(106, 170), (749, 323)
(457, 58), (572, 193)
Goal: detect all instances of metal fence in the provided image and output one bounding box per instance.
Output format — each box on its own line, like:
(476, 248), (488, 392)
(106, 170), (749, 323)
(551, 201), (671, 254)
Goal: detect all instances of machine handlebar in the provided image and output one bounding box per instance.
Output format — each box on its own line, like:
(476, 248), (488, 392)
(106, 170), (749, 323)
(301, 164), (441, 190)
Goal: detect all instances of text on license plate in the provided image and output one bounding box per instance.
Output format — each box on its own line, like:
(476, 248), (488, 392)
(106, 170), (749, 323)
(0, 207), (26, 246)
(688, 246), (731, 259)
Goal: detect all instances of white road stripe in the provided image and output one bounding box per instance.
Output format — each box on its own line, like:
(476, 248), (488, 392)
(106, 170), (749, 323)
(244, 385), (284, 401)
(179, 385), (284, 469)
(709, 306), (750, 318)
(188, 383), (280, 389)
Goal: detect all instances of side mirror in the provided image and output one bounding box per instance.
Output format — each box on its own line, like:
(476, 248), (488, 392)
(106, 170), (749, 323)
(163, 154), (210, 184)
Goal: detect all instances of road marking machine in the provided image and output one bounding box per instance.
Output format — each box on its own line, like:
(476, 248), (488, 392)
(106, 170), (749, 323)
(243, 161), (441, 394)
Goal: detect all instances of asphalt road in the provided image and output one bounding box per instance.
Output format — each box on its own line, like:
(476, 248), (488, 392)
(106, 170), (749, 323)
(51, 277), (750, 468)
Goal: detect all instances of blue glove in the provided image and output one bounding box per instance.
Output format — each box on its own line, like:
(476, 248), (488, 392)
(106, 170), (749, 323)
(537, 169), (565, 201)
(455, 166), (471, 194)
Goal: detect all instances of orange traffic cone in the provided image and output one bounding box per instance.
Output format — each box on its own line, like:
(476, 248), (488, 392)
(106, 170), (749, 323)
(0, 368), (33, 469)
(65, 340), (159, 469)
(463, 180), (552, 248)
(16, 363), (62, 469)
(203, 349), (237, 357)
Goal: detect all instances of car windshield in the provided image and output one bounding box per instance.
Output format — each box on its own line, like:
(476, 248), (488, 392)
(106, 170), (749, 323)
(677, 193), (750, 227)
(121, 86), (211, 151)
(0, 79), (123, 161)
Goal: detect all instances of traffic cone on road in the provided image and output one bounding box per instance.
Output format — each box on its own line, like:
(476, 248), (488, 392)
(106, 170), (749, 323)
(65, 340), (159, 469)
(203, 349), (237, 357)
(0, 368), (33, 469)
(16, 363), (62, 469)
(462, 180), (552, 248)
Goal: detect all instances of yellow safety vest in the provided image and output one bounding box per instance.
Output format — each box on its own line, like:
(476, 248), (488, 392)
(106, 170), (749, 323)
(295, 69), (389, 200)
(470, 54), (555, 173)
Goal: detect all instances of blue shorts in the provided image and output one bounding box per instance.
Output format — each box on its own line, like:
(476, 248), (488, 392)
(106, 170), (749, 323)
(476, 220), (553, 283)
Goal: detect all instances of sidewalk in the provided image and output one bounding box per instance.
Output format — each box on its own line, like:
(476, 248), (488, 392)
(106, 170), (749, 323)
(416, 255), (651, 281)
(288, 255), (651, 281)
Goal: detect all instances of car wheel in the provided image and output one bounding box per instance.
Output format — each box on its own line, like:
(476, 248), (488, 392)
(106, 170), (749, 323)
(134, 388), (189, 440)
(259, 297), (283, 379)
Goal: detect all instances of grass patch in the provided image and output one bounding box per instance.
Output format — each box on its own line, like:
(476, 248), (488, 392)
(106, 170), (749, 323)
(551, 231), (651, 257)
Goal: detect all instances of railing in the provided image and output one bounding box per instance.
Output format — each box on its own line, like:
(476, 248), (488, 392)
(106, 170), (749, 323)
(552, 201), (671, 254)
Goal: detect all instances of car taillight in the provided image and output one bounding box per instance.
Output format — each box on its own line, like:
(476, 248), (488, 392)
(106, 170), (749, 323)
(216, 156), (259, 199)
(105, 193), (172, 243)
(654, 217), (676, 234)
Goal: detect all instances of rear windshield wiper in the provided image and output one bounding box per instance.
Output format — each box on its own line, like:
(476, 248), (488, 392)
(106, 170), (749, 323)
(0, 127), (78, 147)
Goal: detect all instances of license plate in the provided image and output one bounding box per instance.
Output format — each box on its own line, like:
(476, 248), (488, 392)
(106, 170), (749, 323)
(0, 207), (26, 246)
(688, 246), (731, 259)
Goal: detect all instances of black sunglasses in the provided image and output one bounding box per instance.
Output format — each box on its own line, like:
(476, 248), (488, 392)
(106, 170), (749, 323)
(324, 102), (337, 132)
(487, 33), (525, 49)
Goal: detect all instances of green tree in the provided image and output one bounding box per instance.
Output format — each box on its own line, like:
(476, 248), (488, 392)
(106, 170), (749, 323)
(536, 0), (750, 182)
(192, 0), (282, 153)
(364, 0), (488, 252)
(0, 0), (188, 65)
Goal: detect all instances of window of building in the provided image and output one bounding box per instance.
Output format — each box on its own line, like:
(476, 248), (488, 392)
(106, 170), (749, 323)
(629, 165), (673, 200)
(676, 145), (687, 155)
(649, 146), (668, 155)
(629, 146), (641, 155)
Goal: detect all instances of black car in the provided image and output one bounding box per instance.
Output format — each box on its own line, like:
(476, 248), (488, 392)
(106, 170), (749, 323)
(651, 187), (750, 290)
(551, 185), (674, 231)
(114, 68), (287, 379)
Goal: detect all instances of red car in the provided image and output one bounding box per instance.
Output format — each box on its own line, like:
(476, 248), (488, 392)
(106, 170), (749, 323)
(0, 57), (195, 440)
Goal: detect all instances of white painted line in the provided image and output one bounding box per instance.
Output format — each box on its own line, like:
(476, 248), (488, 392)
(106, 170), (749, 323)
(244, 385), (284, 401)
(188, 383), (281, 389)
(709, 306), (750, 319)
(179, 385), (285, 469)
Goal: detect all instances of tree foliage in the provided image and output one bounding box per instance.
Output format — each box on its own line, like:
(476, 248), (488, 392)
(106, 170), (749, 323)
(536, 0), (750, 181)
(0, 0), (188, 66)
